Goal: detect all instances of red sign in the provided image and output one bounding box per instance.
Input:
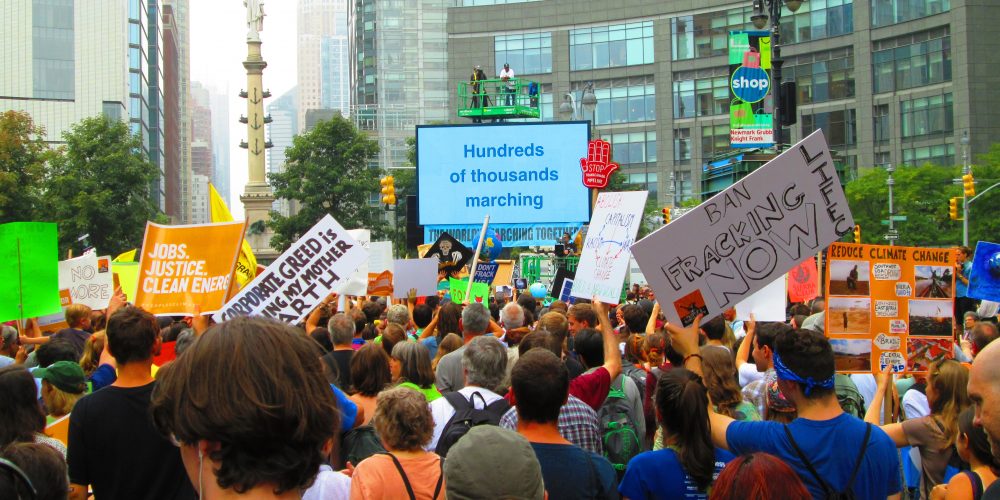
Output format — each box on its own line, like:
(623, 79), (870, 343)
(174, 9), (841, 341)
(788, 258), (819, 303)
(580, 139), (619, 189)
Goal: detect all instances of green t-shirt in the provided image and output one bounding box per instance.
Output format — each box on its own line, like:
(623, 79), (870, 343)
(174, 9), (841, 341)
(397, 381), (442, 402)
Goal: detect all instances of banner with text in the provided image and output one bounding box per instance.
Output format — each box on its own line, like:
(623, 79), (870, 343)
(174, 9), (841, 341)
(367, 241), (394, 296)
(572, 191), (647, 304)
(825, 242), (955, 374)
(59, 254), (114, 310)
(425, 222), (585, 248)
(729, 30), (774, 148)
(631, 130), (852, 326)
(449, 277), (490, 304)
(342, 229), (371, 296)
(213, 215), (368, 324)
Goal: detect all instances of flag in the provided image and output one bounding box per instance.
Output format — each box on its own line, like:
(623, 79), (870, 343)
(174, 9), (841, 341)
(209, 183), (257, 290)
(112, 249), (137, 262)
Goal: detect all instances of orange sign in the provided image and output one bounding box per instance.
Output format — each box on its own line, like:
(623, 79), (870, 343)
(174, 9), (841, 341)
(134, 221), (245, 315)
(367, 270), (394, 296)
(825, 243), (955, 374)
(788, 259), (819, 303)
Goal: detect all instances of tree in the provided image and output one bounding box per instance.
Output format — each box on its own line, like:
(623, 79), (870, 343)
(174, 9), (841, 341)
(268, 115), (384, 251)
(44, 116), (164, 255)
(0, 111), (51, 222)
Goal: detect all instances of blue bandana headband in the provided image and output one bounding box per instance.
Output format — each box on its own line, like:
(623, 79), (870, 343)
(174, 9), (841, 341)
(772, 351), (835, 396)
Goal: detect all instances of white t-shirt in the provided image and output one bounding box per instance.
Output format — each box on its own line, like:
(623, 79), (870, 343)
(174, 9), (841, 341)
(426, 386), (504, 451)
(737, 362), (765, 388)
(302, 464), (351, 500)
(500, 67), (515, 88)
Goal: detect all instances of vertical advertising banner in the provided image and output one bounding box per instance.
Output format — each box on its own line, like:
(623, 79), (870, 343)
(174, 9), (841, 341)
(729, 30), (774, 148)
(825, 243), (955, 374)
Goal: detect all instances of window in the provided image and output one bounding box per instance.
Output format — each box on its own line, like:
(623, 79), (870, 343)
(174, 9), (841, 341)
(459, 0), (540, 5)
(873, 104), (890, 143)
(875, 151), (891, 168)
(872, 0), (949, 26)
(570, 21), (653, 70)
(607, 131), (656, 166)
(873, 29), (951, 93)
(701, 124), (730, 159)
(672, 170), (694, 202)
(673, 69), (730, 118)
(902, 143), (954, 166)
(779, 0), (854, 44)
(103, 101), (123, 122)
(588, 80), (655, 125)
(671, 7), (753, 60)
(495, 33), (552, 75)
(674, 128), (691, 163)
(624, 171), (658, 198)
(901, 93), (952, 138)
(801, 109), (856, 147)
(783, 48), (855, 104)
(32, 0), (74, 100)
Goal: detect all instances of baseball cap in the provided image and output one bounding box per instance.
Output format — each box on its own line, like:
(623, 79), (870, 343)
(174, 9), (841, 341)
(34, 361), (87, 394)
(444, 426), (544, 500)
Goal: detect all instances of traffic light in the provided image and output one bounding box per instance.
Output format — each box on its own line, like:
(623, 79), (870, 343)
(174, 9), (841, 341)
(853, 224), (861, 244)
(380, 175), (396, 205)
(662, 208), (671, 225)
(963, 173), (975, 197)
(949, 197), (960, 220)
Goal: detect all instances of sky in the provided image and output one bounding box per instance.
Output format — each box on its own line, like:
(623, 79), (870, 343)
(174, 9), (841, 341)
(830, 338), (871, 355)
(190, 0), (299, 218)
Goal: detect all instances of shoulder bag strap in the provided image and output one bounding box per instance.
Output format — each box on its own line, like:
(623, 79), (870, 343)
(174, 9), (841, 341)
(844, 423), (873, 492)
(433, 456), (445, 500)
(783, 425), (835, 495)
(385, 453), (417, 500)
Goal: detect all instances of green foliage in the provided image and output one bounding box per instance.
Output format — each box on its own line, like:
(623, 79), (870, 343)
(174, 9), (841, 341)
(268, 115), (385, 251)
(45, 116), (163, 255)
(0, 111), (52, 223)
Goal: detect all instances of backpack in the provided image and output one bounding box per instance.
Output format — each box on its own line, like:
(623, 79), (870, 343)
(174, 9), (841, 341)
(834, 374), (866, 420)
(340, 425), (386, 467)
(435, 391), (511, 457)
(598, 376), (643, 479)
(621, 364), (648, 401)
(784, 423), (871, 500)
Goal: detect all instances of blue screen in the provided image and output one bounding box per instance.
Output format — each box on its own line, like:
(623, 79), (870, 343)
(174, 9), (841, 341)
(417, 122), (591, 225)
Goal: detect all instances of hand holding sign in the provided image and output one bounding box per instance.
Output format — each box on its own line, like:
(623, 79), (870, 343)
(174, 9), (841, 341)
(580, 139), (619, 189)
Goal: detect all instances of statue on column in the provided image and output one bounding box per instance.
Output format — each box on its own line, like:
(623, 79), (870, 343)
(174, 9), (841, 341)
(244, 0), (265, 40)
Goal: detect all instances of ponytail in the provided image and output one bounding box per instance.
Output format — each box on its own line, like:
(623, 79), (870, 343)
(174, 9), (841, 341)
(656, 368), (716, 491)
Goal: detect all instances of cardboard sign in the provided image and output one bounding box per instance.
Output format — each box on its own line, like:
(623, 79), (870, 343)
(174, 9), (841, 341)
(787, 258), (819, 303)
(825, 242), (955, 374)
(367, 241), (394, 296)
(734, 275), (787, 321)
(0, 222), (61, 322)
(342, 229), (371, 296)
(424, 232), (472, 272)
(392, 258), (438, 299)
(134, 221), (245, 315)
(450, 278), (489, 304)
(572, 191), (648, 304)
(214, 215), (368, 324)
(58, 254), (114, 310)
(968, 241), (1000, 302)
(473, 262), (500, 284)
(631, 131), (852, 326)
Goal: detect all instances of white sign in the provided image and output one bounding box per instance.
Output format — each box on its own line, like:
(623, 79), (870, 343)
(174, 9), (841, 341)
(571, 191), (648, 304)
(213, 214), (368, 324)
(342, 229), (371, 296)
(631, 130), (853, 326)
(392, 258), (438, 299)
(59, 254), (114, 310)
(367, 241), (394, 296)
(734, 274), (787, 321)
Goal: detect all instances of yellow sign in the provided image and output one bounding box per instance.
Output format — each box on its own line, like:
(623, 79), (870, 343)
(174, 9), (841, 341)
(209, 183), (258, 291)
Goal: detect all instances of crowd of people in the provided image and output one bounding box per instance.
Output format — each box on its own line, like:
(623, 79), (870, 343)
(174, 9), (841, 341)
(1, 258), (1000, 500)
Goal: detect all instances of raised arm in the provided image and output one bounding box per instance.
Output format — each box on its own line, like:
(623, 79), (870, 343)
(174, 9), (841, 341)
(735, 314), (756, 370)
(592, 299), (621, 381)
(645, 301), (661, 334)
(864, 368), (908, 447)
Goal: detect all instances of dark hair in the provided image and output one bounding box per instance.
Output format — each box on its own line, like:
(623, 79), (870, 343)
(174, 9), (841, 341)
(412, 305), (433, 329)
(809, 297), (825, 315)
(701, 315), (726, 341)
(518, 330), (562, 358)
(567, 304), (598, 328)
(511, 349), (567, 424)
(35, 339), (78, 368)
(517, 294), (537, 314)
(310, 328), (333, 354)
(700, 346), (745, 418)
(573, 328), (603, 368)
(380, 324), (407, 357)
(790, 315), (807, 329)
(350, 309), (366, 337)
(392, 341), (435, 389)
(0, 442), (69, 500)
(162, 321), (187, 343)
(361, 301), (382, 323)
(774, 329), (835, 399)
(151, 318), (338, 495)
(959, 407), (996, 467)
(106, 306), (159, 365)
(620, 304), (649, 335)
(351, 343), (391, 397)
(0, 366), (46, 446)
(437, 302), (462, 339)
(709, 452), (810, 500)
(788, 304), (811, 317)
(548, 300), (568, 315)
(755, 322), (790, 351)
(424, 296), (440, 310)
(656, 368), (715, 491)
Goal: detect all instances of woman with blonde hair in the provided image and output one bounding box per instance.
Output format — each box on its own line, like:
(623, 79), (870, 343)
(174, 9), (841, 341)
(79, 330), (106, 377)
(37, 361), (87, 419)
(431, 333), (462, 372)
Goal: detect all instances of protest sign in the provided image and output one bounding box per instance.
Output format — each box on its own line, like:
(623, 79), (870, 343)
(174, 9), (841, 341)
(551, 267), (575, 302)
(392, 258), (438, 299)
(787, 258), (819, 303)
(825, 242), (954, 374)
(0, 222), (61, 322)
(342, 229), (371, 296)
(734, 275), (786, 321)
(367, 241), (394, 296)
(214, 215), (368, 324)
(473, 262), (500, 284)
(631, 130), (852, 326)
(424, 232), (472, 273)
(112, 262), (139, 302)
(58, 254), (114, 310)
(209, 183), (257, 291)
(571, 191), (648, 304)
(559, 278), (575, 304)
(450, 278), (489, 304)
(134, 221), (245, 315)
(968, 241), (1000, 302)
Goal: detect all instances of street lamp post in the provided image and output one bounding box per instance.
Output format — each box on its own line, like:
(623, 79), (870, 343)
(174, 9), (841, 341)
(751, 0), (804, 153)
(559, 82), (598, 128)
(961, 131), (970, 246)
(886, 164), (896, 246)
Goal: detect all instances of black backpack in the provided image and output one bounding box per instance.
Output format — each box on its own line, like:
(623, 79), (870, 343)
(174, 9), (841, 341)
(784, 423), (871, 500)
(340, 425), (386, 467)
(435, 391), (511, 457)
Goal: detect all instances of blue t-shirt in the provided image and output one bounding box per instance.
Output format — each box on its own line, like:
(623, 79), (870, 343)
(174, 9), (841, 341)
(619, 447), (734, 499)
(957, 261), (972, 297)
(330, 384), (358, 432)
(421, 336), (439, 360)
(727, 413), (901, 499)
(530, 442), (617, 500)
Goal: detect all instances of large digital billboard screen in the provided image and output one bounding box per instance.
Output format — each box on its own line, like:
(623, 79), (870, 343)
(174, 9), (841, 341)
(417, 122), (591, 226)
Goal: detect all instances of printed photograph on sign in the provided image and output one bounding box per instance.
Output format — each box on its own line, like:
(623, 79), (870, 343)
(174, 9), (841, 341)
(828, 297), (871, 334)
(908, 299), (953, 336)
(831, 338), (872, 372)
(829, 260), (870, 296)
(915, 265), (954, 298)
(674, 289), (709, 327)
(907, 338), (953, 372)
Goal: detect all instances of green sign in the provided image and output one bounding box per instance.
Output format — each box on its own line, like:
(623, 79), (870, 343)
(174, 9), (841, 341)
(0, 223), (61, 322)
(449, 277), (490, 304)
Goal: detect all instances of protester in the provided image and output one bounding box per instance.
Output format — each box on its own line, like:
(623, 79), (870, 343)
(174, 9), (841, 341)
(734, 318), (765, 387)
(965, 321), (999, 359)
(929, 407), (998, 499)
(151, 317), (339, 498)
(351, 387), (445, 499)
(349, 343), (391, 426)
(36, 360), (87, 419)
(962, 340), (1000, 499)
(700, 345), (760, 421)
(21, 304), (93, 359)
(709, 452), (810, 500)
(78, 331), (105, 378)
(955, 246), (976, 319)
(865, 359), (969, 498)
(0, 442), (70, 500)
(380, 323), (408, 357)
(740, 322), (790, 418)
(0, 325), (18, 367)
(621, 368), (734, 498)
(0, 365), (66, 456)
(431, 333), (462, 372)
(391, 341), (442, 402)
(322, 313), (357, 389)
(435, 302), (492, 392)
(537, 311), (586, 379)
(444, 426), (544, 500)
(310, 327), (334, 354)
(567, 303), (598, 339)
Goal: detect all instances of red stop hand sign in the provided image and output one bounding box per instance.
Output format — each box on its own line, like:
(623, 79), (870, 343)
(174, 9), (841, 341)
(580, 139), (619, 189)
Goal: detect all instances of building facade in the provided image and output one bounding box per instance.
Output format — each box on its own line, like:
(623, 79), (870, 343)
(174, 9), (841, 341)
(209, 86), (231, 206)
(447, 0), (1000, 205)
(267, 87), (298, 217)
(162, 3), (182, 221)
(190, 81), (213, 223)
(299, 0), (351, 128)
(165, 0), (192, 223)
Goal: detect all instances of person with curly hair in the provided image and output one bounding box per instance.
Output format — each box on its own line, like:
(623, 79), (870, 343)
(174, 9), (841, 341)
(700, 346), (760, 421)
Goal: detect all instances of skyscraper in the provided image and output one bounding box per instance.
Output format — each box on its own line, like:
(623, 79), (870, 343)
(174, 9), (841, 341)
(164, 0), (192, 223)
(190, 81), (213, 223)
(162, 3), (182, 222)
(209, 86), (231, 206)
(266, 87), (298, 217)
(147, 0), (167, 210)
(298, 0), (350, 129)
